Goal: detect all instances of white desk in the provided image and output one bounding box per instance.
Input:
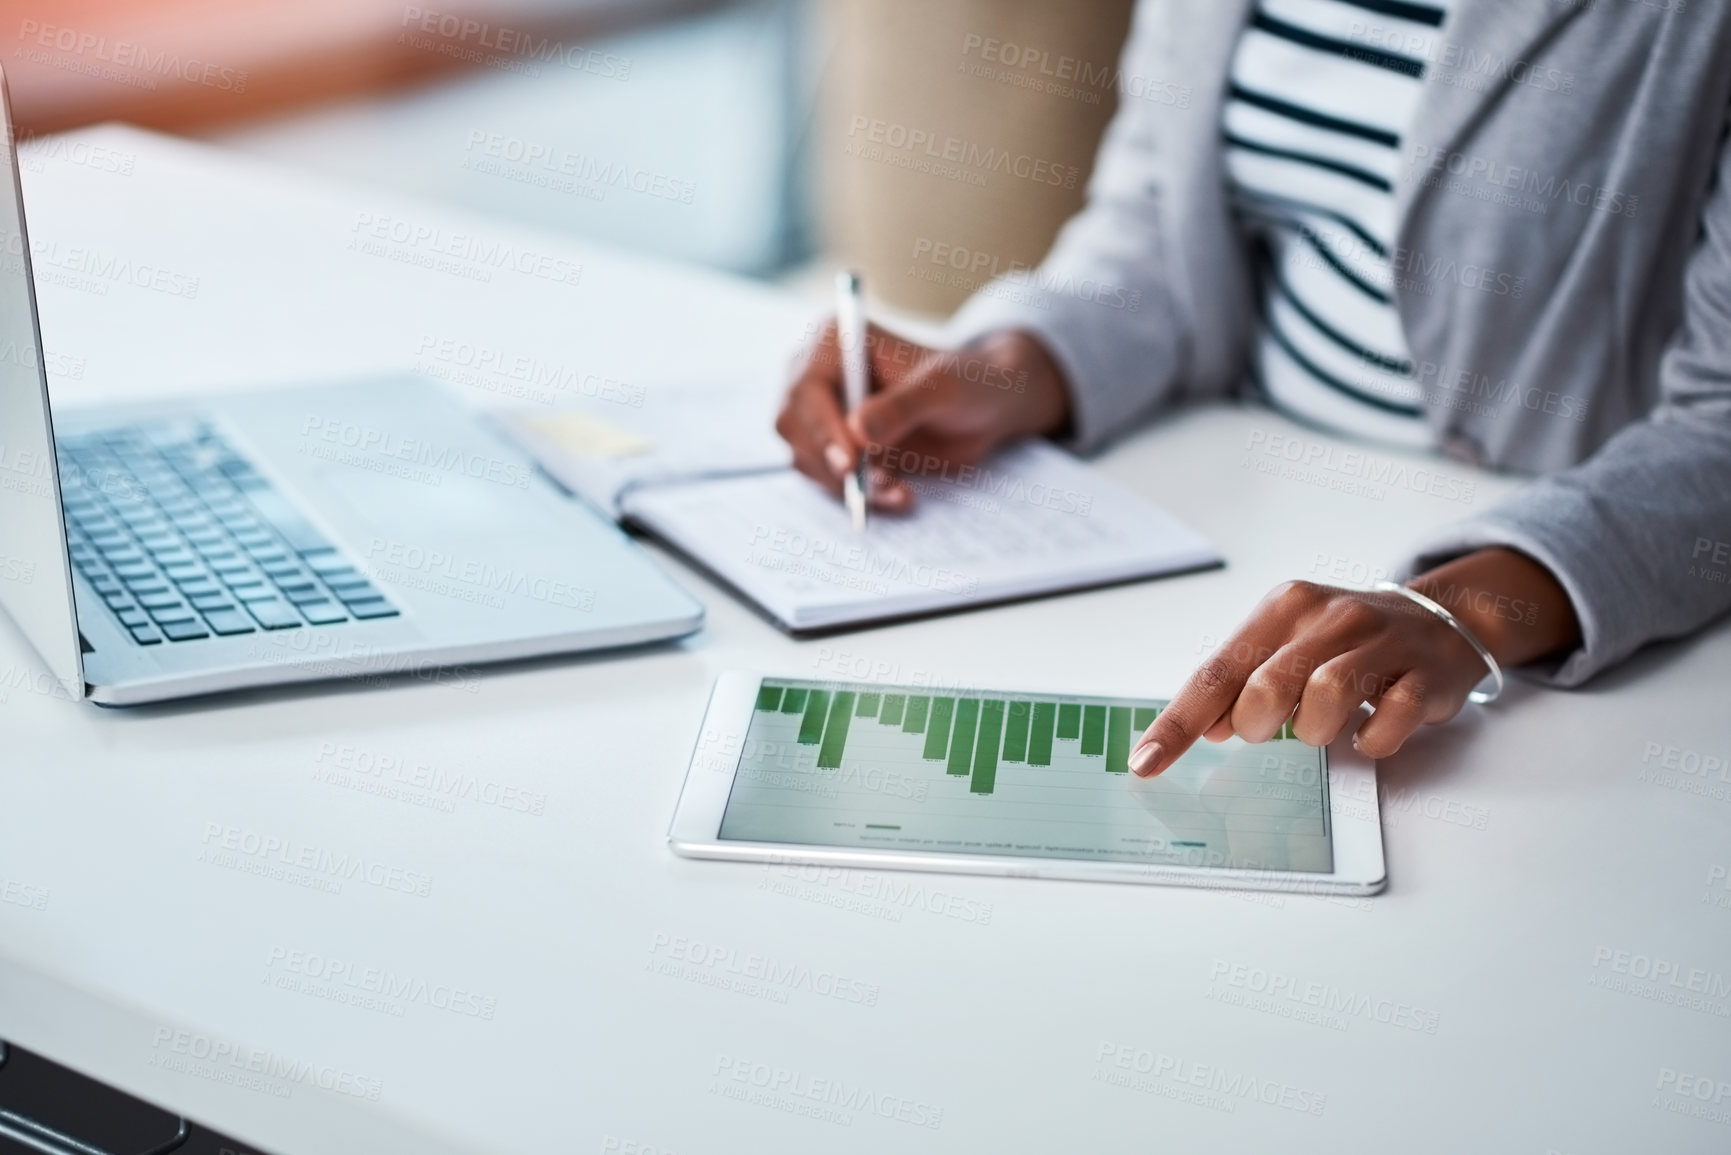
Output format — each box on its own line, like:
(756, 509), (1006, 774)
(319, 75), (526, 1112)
(3, 126), (1729, 1155)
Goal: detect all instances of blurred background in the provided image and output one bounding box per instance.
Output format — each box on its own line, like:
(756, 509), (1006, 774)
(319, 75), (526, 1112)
(2, 0), (1136, 318)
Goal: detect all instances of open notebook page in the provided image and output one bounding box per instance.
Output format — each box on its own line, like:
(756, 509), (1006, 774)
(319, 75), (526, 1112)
(623, 441), (1221, 631)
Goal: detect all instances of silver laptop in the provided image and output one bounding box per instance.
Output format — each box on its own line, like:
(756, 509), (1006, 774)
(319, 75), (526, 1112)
(0, 72), (702, 705)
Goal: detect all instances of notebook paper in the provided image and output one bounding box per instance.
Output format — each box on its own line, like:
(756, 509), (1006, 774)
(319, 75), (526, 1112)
(623, 441), (1220, 631)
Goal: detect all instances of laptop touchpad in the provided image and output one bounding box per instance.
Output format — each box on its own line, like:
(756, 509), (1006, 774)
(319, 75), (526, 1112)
(314, 468), (553, 541)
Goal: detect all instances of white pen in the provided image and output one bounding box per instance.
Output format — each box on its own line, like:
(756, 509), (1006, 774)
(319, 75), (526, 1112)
(835, 269), (870, 532)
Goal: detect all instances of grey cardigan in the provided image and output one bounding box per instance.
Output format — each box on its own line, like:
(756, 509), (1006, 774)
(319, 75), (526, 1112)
(950, 0), (1731, 686)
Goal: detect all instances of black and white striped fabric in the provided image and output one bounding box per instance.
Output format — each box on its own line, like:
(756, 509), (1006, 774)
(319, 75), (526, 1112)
(1224, 0), (1451, 447)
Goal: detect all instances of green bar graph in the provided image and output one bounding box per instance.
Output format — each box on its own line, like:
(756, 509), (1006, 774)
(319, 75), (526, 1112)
(1106, 706), (1132, 773)
(904, 696), (930, 734)
(922, 698), (954, 759)
(1080, 705), (1106, 755)
(753, 684), (1184, 795)
(1029, 702), (1056, 766)
(818, 692), (855, 768)
(947, 700), (980, 776)
(798, 690), (831, 745)
(1002, 701), (1031, 762)
(972, 699), (1004, 793)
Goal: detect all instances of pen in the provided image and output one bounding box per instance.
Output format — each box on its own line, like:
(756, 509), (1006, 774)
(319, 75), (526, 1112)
(835, 269), (870, 532)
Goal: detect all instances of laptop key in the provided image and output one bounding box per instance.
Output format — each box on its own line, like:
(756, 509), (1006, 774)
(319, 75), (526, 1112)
(137, 591), (187, 610)
(298, 601), (349, 625)
(117, 608), (150, 627)
(162, 562), (205, 580)
(245, 600), (302, 629)
(202, 609), (256, 636)
(333, 581), (382, 602)
(234, 586), (280, 603)
(345, 598), (399, 620)
(111, 562), (154, 580)
(176, 578), (221, 597)
(129, 625), (164, 645)
(161, 619), (210, 641)
(149, 604), (197, 625)
(283, 587), (330, 605)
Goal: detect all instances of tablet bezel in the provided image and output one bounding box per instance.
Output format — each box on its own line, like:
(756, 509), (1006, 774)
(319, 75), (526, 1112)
(669, 671), (1386, 896)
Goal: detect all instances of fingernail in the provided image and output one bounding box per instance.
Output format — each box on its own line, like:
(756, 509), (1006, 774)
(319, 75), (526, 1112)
(876, 485), (910, 510)
(824, 443), (852, 477)
(1129, 741), (1163, 777)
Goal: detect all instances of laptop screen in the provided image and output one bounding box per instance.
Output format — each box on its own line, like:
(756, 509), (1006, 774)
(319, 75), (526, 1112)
(0, 67), (83, 698)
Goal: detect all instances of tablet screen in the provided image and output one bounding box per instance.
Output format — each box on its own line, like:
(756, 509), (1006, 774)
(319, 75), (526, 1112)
(719, 680), (1332, 873)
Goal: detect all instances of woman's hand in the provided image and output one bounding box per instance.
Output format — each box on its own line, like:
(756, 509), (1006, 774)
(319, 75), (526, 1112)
(1129, 548), (1582, 774)
(775, 322), (1071, 511)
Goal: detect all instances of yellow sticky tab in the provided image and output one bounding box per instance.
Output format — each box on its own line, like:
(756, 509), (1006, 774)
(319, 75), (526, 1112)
(521, 411), (653, 458)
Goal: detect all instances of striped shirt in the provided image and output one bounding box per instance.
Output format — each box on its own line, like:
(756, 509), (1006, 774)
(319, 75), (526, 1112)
(1224, 0), (1451, 447)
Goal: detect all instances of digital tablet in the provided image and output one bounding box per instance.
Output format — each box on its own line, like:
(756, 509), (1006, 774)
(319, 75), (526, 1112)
(669, 672), (1386, 895)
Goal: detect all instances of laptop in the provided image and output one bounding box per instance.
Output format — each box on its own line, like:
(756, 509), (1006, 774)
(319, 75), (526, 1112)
(0, 70), (703, 705)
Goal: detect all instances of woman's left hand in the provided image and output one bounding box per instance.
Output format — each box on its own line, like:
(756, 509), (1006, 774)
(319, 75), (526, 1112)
(1128, 548), (1582, 775)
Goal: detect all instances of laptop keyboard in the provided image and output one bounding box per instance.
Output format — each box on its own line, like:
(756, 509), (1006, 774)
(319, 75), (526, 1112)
(56, 421), (398, 645)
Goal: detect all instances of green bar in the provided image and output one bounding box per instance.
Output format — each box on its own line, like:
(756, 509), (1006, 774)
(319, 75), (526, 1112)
(921, 698), (953, 758)
(903, 696), (930, 734)
(780, 687), (807, 714)
(756, 684), (783, 711)
(818, 692), (855, 768)
(856, 692), (881, 717)
(798, 690), (830, 744)
(1080, 705), (1106, 755)
(1002, 700), (1031, 762)
(880, 694), (906, 726)
(1133, 706), (1158, 732)
(1028, 702), (1056, 766)
(1105, 706), (1132, 773)
(972, 699), (1004, 793)
(946, 699), (980, 776)
(1056, 703), (1082, 740)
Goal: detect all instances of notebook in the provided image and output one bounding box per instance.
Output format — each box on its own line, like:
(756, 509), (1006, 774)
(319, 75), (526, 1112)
(493, 403), (1222, 634)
